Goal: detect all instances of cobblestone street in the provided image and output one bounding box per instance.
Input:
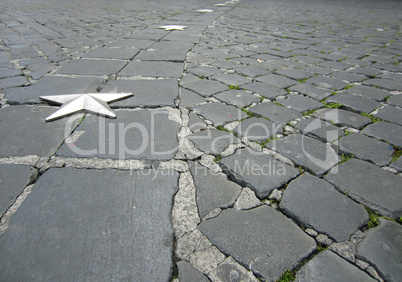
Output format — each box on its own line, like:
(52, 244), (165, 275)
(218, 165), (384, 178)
(0, 0), (401, 281)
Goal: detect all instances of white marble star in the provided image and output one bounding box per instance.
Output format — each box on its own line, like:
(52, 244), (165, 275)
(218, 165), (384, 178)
(158, 25), (188, 31)
(40, 93), (133, 122)
(197, 9), (213, 13)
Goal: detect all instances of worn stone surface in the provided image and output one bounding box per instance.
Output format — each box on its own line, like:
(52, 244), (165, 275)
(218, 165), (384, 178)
(249, 102), (302, 124)
(296, 118), (344, 142)
(219, 148), (299, 198)
(307, 76), (348, 90)
(119, 60), (183, 77)
(189, 246), (226, 275)
(296, 251), (376, 282)
(314, 108), (371, 129)
(234, 187), (261, 210)
(190, 162), (241, 219)
(0, 167), (179, 281)
(214, 90), (260, 108)
(188, 112), (207, 131)
(325, 159), (402, 219)
(256, 74), (297, 88)
(183, 80), (227, 97)
(199, 206), (316, 282)
(0, 164), (37, 215)
(57, 109), (179, 161)
(374, 106), (402, 125)
(361, 121), (402, 147)
(102, 79), (178, 107)
(56, 59), (126, 75)
(280, 174), (368, 242)
(357, 219), (402, 282)
(193, 103), (247, 126)
(387, 94), (402, 107)
(289, 83), (333, 100)
(326, 92), (381, 113)
(278, 94), (323, 112)
(212, 74), (250, 86)
(267, 134), (339, 176)
(339, 133), (394, 166)
(0, 105), (80, 157)
(234, 117), (283, 142)
(177, 261), (209, 282)
(186, 129), (240, 156)
(346, 85), (389, 102)
(180, 88), (206, 108)
(241, 82), (287, 100)
(208, 256), (259, 282)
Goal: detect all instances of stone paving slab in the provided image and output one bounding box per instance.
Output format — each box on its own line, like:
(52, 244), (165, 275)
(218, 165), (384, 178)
(0, 167), (179, 281)
(249, 102), (302, 124)
(357, 219), (402, 282)
(193, 102), (247, 126)
(325, 159), (402, 219)
(314, 108), (371, 129)
(361, 121), (402, 147)
(198, 206), (316, 282)
(56, 59), (127, 76)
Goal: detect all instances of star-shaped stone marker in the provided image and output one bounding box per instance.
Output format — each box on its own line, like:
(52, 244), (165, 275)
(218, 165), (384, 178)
(158, 25), (188, 31)
(197, 9), (213, 13)
(40, 93), (133, 122)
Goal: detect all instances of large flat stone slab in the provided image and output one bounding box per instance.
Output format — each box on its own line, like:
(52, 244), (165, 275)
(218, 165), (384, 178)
(241, 82), (287, 100)
(307, 75), (348, 90)
(0, 167), (178, 281)
(267, 134), (339, 176)
(361, 121), (402, 147)
(374, 106), (402, 126)
(325, 159), (402, 219)
(289, 83), (333, 101)
(278, 94), (323, 112)
(0, 164), (37, 215)
(346, 85), (389, 102)
(183, 80), (227, 97)
(214, 90), (260, 108)
(357, 219), (402, 282)
(189, 162), (241, 219)
(296, 251), (376, 282)
(102, 79), (178, 107)
(186, 129), (240, 156)
(56, 59), (127, 76)
(235, 118), (283, 142)
(338, 133), (394, 166)
(326, 92), (381, 114)
(249, 102), (302, 124)
(219, 148), (299, 198)
(6, 76), (102, 104)
(119, 61), (183, 77)
(193, 103), (247, 126)
(280, 174), (368, 242)
(295, 118), (344, 143)
(57, 109), (179, 161)
(198, 206), (316, 281)
(81, 47), (139, 60)
(0, 105), (79, 157)
(314, 108), (371, 129)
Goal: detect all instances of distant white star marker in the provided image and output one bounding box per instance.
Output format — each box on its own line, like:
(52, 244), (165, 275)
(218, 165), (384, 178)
(40, 93), (133, 122)
(158, 25), (188, 31)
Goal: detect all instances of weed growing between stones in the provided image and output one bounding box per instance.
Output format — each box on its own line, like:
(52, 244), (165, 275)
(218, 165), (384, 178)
(297, 78), (308, 83)
(361, 112), (381, 123)
(214, 155), (222, 163)
(340, 153), (354, 164)
(343, 84), (354, 90)
(277, 270), (295, 282)
(302, 109), (317, 116)
(228, 85), (240, 90)
(324, 102), (343, 109)
(365, 207), (380, 229)
(391, 146), (401, 162)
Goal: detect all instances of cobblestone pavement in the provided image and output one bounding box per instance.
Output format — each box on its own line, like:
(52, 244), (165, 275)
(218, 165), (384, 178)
(0, 0), (401, 281)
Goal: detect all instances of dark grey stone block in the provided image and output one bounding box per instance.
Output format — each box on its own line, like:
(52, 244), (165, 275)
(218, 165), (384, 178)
(56, 59), (127, 76)
(241, 82), (287, 100)
(249, 102), (302, 124)
(183, 80), (227, 97)
(280, 174), (368, 242)
(325, 159), (402, 219)
(219, 148), (299, 198)
(296, 118), (344, 142)
(319, 61), (352, 71)
(193, 103), (247, 126)
(187, 129), (240, 155)
(177, 261), (209, 282)
(180, 88), (205, 108)
(314, 108), (371, 129)
(339, 133), (394, 166)
(374, 106), (402, 125)
(330, 72), (367, 83)
(350, 67), (381, 78)
(307, 76), (348, 91)
(0, 164), (37, 215)
(289, 83), (333, 100)
(357, 219), (402, 282)
(0, 105), (79, 157)
(0, 76), (28, 89)
(256, 74), (297, 89)
(387, 94), (402, 107)
(189, 162), (241, 219)
(212, 74), (250, 86)
(214, 90), (260, 108)
(107, 39), (154, 49)
(57, 109), (179, 161)
(303, 66), (333, 75)
(361, 121), (402, 147)
(135, 49), (187, 62)
(81, 48), (139, 60)
(363, 78), (402, 91)
(6, 76), (103, 104)
(274, 68), (314, 80)
(0, 167), (178, 281)
(296, 251), (376, 282)
(326, 92), (381, 113)
(102, 79), (178, 108)
(119, 61), (183, 77)
(347, 85), (389, 102)
(234, 65), (270, 78)
(188, 66), (223, 78)
(267, 134), (339, 176)
(279, 94), (323, 112)
(151, 40), (194, 51)
(234, 118), (283, 142)
(198, 206), (316, 281)
(188, 112), (207, 131)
